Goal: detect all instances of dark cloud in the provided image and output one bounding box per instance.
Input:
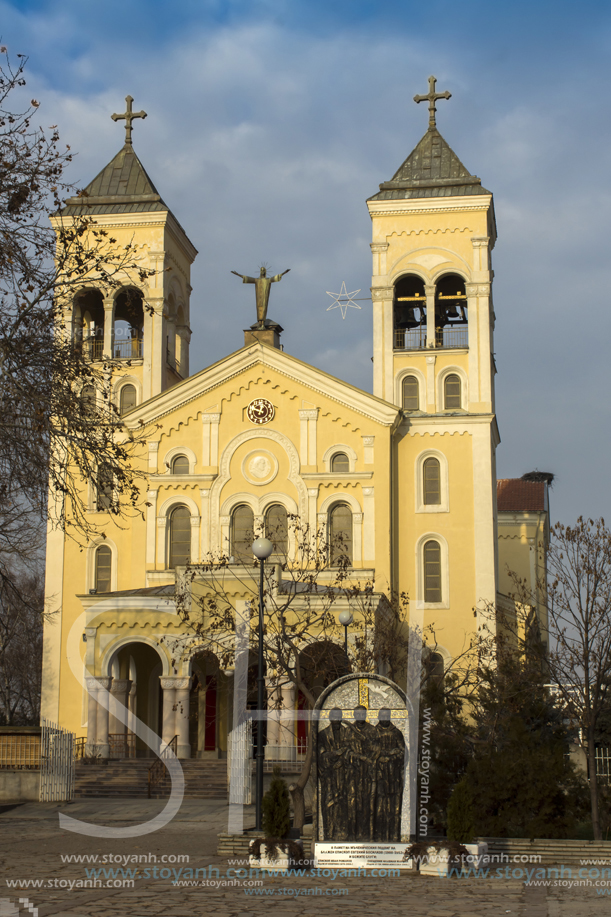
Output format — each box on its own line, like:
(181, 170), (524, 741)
(3, 1), (611, 523)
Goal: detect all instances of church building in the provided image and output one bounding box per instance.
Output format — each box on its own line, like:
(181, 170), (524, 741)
(41, 83), (546, 762)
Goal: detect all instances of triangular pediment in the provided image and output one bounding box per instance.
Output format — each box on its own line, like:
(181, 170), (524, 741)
(125, 343), (399, 430)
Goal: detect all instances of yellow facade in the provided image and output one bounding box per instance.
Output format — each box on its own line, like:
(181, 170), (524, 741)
(41, 111), (536, 760)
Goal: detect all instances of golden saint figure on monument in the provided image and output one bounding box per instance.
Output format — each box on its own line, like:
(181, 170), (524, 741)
(231, 266), (290, 326)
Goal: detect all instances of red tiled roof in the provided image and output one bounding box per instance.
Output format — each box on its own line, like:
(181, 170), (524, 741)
(497, 479), (546, 512)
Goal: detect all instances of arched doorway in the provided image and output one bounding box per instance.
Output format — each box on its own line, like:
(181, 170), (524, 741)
(190, 651), (223, 758)
(101, 641), (166, 759)
(296, 640), (351, 756)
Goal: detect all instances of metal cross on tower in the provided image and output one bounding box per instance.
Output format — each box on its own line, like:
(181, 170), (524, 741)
(413, 75), (451, 130)
(111, 95), (147, 145)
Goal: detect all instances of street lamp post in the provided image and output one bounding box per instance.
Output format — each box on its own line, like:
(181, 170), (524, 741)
(251, 536), (273, 832)
(338, 609), (354, 659)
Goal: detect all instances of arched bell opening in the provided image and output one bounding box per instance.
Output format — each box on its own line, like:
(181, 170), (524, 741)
(75, 289), (105, 361)
(393, 274), (426, 351)
(434, 273), (468, 348)
(113, 288), (144, 359)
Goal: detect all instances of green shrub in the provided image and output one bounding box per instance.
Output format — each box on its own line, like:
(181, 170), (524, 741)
(262, 766), (291, 839)
(446, 777), (475, 843)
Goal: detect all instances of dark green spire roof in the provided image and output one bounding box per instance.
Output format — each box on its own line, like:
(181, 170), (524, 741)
(368, 127), (490, 201)
(62, 144), (171, 216)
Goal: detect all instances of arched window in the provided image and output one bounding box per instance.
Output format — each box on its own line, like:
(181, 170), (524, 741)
(423, 457), (441, 505)
(425, 651), (445, 684)
(402, 375), (419, 412)
(331, 452), (350, 473)
(265, 504), (288, 555)
(444, 374), (462, 410)
(423, 540), (442, 603)
(169, 505), (191, 568)
(95, 545), (112, 593)
(231, 505), (254, 561)
(81, 384), (96, 414)
(96, 463), (113, 512)
(119, 384), (136, 415)
(329, 503), (353, 565)
(171, 455), (190, 475)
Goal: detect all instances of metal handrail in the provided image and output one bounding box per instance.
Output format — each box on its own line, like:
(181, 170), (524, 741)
(148, 735), (178, 798)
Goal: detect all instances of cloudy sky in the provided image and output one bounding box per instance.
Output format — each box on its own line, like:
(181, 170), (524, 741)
(3, 0), (611, 525)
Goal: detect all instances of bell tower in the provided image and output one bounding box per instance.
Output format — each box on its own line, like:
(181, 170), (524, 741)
(367, 76), (496, 416)
(368, 78), (500, 622)
(58, 95), (197, 409)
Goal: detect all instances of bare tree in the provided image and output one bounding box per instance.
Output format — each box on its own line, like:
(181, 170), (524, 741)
(171, 515), (408, 830)
(0, 569), (45, 724)
(505, 517), (611, 840)
(0, 47), (153, 601)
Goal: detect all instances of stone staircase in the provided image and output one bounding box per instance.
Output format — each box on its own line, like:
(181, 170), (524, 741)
(74, 759), (228, 799)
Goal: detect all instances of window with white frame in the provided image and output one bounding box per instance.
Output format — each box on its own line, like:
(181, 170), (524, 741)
(169, 505), (191, 568)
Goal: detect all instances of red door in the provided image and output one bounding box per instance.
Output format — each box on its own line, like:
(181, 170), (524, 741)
(204, 676), (217, 752)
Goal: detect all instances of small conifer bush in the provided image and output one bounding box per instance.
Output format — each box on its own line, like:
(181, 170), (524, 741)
(261, 766), (291, 839)
(446, 777), (475, 844)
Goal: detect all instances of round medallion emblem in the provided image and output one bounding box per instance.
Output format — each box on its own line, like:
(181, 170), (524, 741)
(246, 398), (275, 425)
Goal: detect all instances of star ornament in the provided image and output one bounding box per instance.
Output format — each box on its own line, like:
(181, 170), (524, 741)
(326, 281), (362, 320)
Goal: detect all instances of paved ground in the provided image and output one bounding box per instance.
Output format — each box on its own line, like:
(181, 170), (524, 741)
(0, 799), (609, 916)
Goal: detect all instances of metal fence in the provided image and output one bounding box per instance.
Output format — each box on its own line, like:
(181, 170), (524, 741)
(0, 734), (40, 768)
(596, 747), (611, 781)
(109, 733), (137, 759)
(40, 718), (75, 802)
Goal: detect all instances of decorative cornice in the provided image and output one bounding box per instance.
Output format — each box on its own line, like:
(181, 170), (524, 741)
(371, 287), (394, 301)
(370, 242), (389, 253)
(301, 472), (373, 481)
(465, 282), (491, 296)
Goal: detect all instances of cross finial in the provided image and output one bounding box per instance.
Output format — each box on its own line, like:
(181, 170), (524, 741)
(413, 76), (451, 130)
(111, 95), (147, 146)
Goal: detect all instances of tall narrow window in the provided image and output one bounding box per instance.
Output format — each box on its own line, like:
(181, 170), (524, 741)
(423, 540), (442, 603)
(171, 455), (190, 475)
(423, 458), (441, 505)
(444, 374), (462, 409)
(426, 651), (445, 684)
(331, 452), (350, 473)
(81, 384), (96, 414)
(231, 505), (254, 561)
(265, 504), (288, 555)
(329, 503), (353, 565)
(96, 463), (113, 512)
(119, 384), (136, 415)
(95, 545), (112, 593)
(169, 505), (191, 568)
(402, 375), (419, 412)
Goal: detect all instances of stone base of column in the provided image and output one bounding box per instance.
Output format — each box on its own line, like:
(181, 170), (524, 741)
(177, 744), (191, 760)
(96, 743), (110, 759)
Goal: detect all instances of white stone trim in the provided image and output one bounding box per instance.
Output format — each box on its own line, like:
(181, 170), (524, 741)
(437, 364), (468, 412)
(415, 449), (449, 514)
(202, 412), (221, 467)
(322, 443), (358, 473)
(161, 445), (197, 475)
(102, 637), (171, 678)
(362, 436), (375, 464)
(362, 486), (375, 562)
(395, 367), (426, 412)
(146, 489), (158, 564)
(415, 532), (450, 610)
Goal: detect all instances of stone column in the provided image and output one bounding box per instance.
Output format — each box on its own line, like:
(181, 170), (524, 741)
(103, 297), (114, 358)
(160, 676), (177, 748)
(425, 283), (436, 348)
(85, 677), (98, 756)
(108, 679), (131, 744)
(95, 676), (112, 759)
(174, 676), (192, 760)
